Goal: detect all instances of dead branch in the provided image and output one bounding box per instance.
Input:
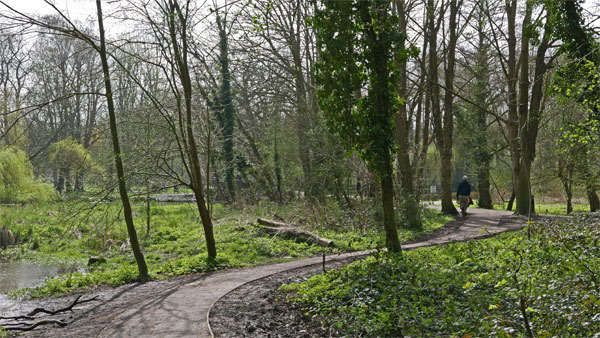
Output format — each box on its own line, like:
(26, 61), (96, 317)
(4, 319), (67, 331)
(0, 315), (34, 321)
(27, 295), (99, 316)
(1, 295), (99, 332)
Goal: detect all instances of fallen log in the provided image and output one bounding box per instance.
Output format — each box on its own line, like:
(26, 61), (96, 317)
(258, 224), (334, 247)
(256, 218), (292, 228)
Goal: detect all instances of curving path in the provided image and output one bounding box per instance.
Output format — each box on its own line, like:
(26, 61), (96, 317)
(27, 208), (527, 338)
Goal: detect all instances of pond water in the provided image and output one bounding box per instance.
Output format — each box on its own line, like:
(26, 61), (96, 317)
(0, 260), (81, 308)
(0, 260), (80, 293)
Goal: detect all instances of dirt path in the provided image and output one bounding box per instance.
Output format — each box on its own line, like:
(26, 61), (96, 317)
(16, 208), (527, 338)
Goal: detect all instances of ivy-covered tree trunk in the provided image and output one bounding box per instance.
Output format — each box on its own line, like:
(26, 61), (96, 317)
(473, 10), (492, 209)
(360, 1), (401, 252)
(216, 16), (235, 201)
(313, 0), (402, 252)
(477, 160), (492, 208)
(380, 156), (401, 252)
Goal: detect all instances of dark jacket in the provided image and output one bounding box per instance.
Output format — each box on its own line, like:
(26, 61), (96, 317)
(457, 180), (472, 196)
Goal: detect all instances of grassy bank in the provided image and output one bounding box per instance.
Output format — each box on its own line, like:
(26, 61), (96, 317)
(1, 198), (451, 298)
(282, 213), (600, 337)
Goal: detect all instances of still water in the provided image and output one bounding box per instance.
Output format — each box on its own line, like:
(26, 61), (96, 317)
(0, 260), (81, 308)
(0, 260), (78, 293)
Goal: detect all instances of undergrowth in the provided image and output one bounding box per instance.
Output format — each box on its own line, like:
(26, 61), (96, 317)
(2, 197), (451, 298)
(282, 213), (600, 337)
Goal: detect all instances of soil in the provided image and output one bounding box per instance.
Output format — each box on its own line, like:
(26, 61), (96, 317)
(209, 256), (364, 338)
(3, 274), (202, 337)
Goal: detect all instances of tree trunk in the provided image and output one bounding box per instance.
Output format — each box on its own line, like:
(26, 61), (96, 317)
(474, 8), (492, 209)
(507, 3), (549, 215)
(357, 0), (401, 252)
(64, 168), (72, 194)
(515, 1), (532, 216)
(392, 0), (420, 228)
(587, 186), (600, 212)
(507, 187), (515, 211)
(566, 188), (573, 215)
(440, 0), (459, 215)
(505, 0), (521, 214)
(477, 165), (492, 208)
(274, 125), (283, 203)
(168, 2), (217, 260)
(74, 173), (84, 192)
(558, 159), (573, 214)
(440, 149), (456, 214)
(96, 0), (149, 282)
(393, 0), (414, 195)
(56, 171), (64, 195)
(217, 16), (235, 201)
(515, 159), (531, 215)
(415, 37), (430, 203)
(146, 181), (151, 235)
(291, 29), (313, 199)
(381, 157), (401, 253)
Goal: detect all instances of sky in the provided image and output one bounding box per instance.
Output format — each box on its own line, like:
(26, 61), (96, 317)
(1, 0), (98, 22)
(1, 0), (598, 32)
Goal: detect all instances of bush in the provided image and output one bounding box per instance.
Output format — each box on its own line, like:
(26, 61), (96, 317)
(0, 147), (57, 203)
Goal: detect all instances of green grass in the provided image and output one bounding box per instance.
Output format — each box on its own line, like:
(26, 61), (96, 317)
(532, 203), (589, 215)
(281, 213), (600, 337)
(2, 198), (451, 299)
(463, 200), (589, 215)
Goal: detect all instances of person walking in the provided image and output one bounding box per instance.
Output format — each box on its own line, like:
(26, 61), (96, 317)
(457, 175), (472, 217)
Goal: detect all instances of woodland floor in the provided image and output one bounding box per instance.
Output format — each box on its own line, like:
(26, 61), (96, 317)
(5, 207), (534, 338)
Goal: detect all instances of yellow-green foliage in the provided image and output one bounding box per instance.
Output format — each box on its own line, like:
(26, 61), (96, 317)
(48, 137), (101, 175)
(0, 147), (57, 203)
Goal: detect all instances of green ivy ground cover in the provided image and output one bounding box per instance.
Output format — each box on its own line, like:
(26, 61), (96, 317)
(282, 214), (600, 337)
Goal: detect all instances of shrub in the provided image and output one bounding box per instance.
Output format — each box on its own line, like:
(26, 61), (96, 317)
(0, 147), (57, 203)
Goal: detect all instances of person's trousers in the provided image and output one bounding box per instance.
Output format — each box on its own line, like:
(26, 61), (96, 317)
(458, 195), (470, 211)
